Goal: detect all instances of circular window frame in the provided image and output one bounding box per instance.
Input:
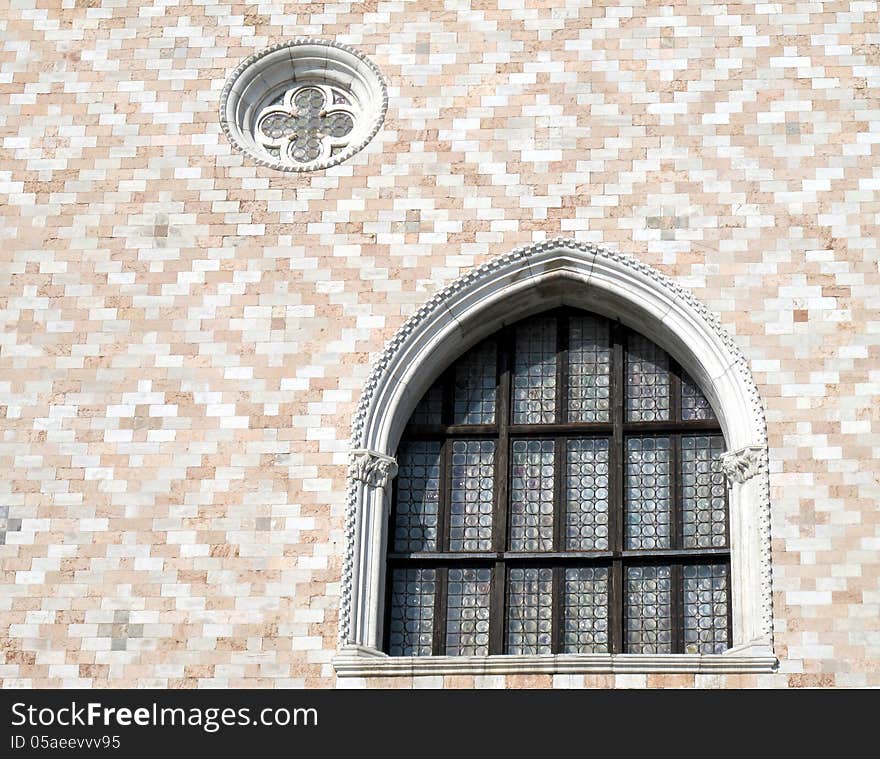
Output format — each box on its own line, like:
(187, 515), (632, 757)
(219, 39), (388, 173)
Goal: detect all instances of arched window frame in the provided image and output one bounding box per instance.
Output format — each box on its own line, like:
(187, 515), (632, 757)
(335, 240), (776, 677)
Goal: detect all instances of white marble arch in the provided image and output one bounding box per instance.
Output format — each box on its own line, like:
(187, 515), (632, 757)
(336, 238), (776, 677)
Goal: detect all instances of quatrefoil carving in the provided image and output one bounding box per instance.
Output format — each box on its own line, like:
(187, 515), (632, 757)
(255, 84), (357, 167)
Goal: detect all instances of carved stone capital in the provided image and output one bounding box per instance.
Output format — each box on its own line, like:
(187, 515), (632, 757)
(720, 445), (767, 484)
(350, 449), (398, 489)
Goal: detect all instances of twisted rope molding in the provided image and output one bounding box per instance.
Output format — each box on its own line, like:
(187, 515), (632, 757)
(219, 38), (389, 173)
(339, 238), (774, 647)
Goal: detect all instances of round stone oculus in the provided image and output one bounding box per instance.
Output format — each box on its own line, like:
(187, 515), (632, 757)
(220, 39), (387, 172)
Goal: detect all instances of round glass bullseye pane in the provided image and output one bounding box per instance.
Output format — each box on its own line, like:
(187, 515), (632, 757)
(326, 113), (354, 137)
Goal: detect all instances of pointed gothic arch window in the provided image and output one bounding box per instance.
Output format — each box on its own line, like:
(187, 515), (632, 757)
(335, 240), (776, 678)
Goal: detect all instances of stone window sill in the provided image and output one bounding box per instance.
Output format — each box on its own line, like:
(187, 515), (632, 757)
(333, 645), (778, 678)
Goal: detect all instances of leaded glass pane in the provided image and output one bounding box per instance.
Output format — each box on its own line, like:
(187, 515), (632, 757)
(509, 439), (555, 551)
(512, 316), (557, 424)
(625, 565), (672, 654)
(626, 334), (670, 421)
(684, 564), (730, 654)
(388, 568), (435, 656)
(563, 567), (610, 653)
(506, 567), (553, 654)
(449, 440), (495, 552)
(388, 308), (733, 659)
(682, 435), (727, 549)
(410, 381), (443, 426)
(565, 438), (610, 550)
(453, 340), (497, 425)
(681, 372), (716, 421)
(445, 567), (491, 656)
(625, 437), (671, 550)
(567, 314), (611, 422)
(253, 83), (359, 168)
(393, 441), (441, 552)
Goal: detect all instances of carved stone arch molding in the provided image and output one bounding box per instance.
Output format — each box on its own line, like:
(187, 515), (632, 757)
(336, 239), (777, 677)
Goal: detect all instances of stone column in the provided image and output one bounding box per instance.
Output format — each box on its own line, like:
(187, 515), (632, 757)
(720, 444), (771, 652)
(346, 449), (398, 651)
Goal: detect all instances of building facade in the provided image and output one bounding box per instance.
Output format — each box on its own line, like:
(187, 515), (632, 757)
(1, 0), (878, 688)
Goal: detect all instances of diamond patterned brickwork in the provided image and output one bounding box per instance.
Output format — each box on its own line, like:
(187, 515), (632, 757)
(0, 1), (879, 689)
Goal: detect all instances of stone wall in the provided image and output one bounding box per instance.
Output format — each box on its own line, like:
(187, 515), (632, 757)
(1, 0), (878, 687)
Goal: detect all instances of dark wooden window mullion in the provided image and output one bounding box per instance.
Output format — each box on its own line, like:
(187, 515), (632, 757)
(489, 328), (513, 655)
(438, 438), (451, 553)
(493, 327), (512, 554)
(552, 313), (568, 654)
(621, 419), (720, 434)
(671, 434), (681, 551)
(553, 435), (565, 552)
(433, 567), (448, 656)
(403, 418), (723, 442)
(669, 359), (683, 650)
(671, 563), (683, 654)
(611, 326), (626, 555)
(670, 359), (682, 423)
(611, 560), (623, 654)
(610, 323), (626, 654)
(557, 308), (569, 424)
(436, 367), (453, 667)
(388, 547), (729, 563)
(490, 560), (506, 655)
(670, 425), (683, 652)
